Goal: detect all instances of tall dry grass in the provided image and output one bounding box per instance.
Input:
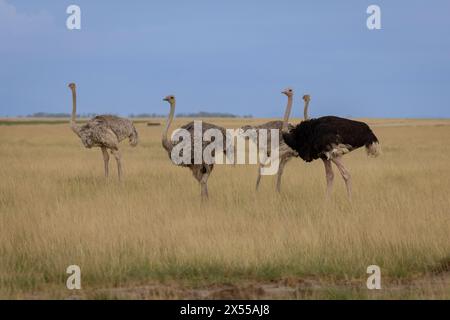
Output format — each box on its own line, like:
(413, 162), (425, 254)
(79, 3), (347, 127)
(0, 118), (449, 298)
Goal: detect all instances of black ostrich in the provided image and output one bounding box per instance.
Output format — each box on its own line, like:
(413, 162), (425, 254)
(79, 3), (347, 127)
(282, 95), (380, 200)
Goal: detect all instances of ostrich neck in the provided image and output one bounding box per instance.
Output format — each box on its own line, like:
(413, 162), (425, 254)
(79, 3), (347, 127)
(303, 100), (310, 120)
(70, 88), (81, 136)
(71, 89), (77, 122)
(282, 95), (293, 132)
(162, 102), (175, 153)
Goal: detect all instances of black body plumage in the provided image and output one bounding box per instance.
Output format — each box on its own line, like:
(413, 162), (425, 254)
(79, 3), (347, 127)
(282, 116), (379, 162)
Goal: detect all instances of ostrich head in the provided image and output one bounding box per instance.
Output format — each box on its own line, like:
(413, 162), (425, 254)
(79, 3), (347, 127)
(281, 87), (294, 97)
(163, 95), (176, 103)
(303, 94), (311, 102)
(68, 83), (76, 90)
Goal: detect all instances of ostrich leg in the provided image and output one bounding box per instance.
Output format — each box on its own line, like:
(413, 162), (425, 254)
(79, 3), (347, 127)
(276, 156), (291, 193)
(111, 149), (123, 181)
(255, 166), (262, 191)
(192, 166), (210, 201)
(332, 156), (352, 200)
(322, 159), (334, 199)
(101, 147), (110, 178)
(200, 172), (210, 200)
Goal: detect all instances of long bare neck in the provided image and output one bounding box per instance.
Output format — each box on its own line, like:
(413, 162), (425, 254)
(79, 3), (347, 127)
(70, 88), (81, 136)
(303, 99), (310, 120)
(162, 102), (175, 153)
(282, 95), (293, 132)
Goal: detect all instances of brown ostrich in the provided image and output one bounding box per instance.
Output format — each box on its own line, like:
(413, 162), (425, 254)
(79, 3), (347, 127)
(161, 95), (230, 200)
(241, 88), (310, 192)
(68, 83), (138, 181)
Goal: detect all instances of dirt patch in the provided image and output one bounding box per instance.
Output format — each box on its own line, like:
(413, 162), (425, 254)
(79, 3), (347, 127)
(67, 272), (450, 300)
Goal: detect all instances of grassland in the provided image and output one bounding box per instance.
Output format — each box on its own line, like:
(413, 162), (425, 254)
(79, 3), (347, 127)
(0, 118), (449, 299)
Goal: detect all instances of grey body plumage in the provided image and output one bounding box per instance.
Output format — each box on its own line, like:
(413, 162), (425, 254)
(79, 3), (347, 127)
(161, 95), (229, 200)
(68, 83), (138, 181)
(240, 89), (306, 193)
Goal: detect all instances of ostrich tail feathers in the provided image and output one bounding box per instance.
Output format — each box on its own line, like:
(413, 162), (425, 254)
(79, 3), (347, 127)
(129, 126), (138, 147)
(366, 142), (381, 157)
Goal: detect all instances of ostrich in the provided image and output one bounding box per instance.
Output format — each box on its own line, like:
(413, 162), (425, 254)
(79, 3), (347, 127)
(281, 95), (380, 200)
(241, 88), (310, 193)
(68, 83), (138, 181)
(161, 95), (229, 200)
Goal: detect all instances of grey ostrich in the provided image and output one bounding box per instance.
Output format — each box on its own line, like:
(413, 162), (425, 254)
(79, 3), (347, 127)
(68, 83), (138, 181)
(161, 95), (229, 200)
(241, 88), (310, 192)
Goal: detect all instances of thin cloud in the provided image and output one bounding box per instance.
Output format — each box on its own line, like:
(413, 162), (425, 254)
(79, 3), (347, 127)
(0, 0), (54, 53)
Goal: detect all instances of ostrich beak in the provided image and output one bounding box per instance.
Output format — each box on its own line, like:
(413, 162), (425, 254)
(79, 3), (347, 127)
(163, 97), (169, 102)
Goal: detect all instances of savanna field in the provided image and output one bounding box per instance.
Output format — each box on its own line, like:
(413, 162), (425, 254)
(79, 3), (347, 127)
(0, 118), (449, 299)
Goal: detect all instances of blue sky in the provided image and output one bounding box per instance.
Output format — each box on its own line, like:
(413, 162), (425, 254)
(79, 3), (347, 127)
(1, 0), (449, 118)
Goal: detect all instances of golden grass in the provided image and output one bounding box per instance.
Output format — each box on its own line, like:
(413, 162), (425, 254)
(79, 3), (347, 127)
(0, 118), (449, 299)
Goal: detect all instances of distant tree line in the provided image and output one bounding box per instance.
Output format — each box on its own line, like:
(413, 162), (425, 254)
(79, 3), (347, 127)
(24, 111), (253, 118)
(128, 113), (164, 118)
(129, 111), (253, 118)
(25, 112), (98, 118)
(177, 111), (253, 118)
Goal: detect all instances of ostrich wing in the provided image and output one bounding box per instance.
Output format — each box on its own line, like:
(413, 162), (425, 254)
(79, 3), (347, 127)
(78, 122), (118, 149)
(170, 121), (230, 164)
(248, 120), (295, 157)
(90, 115), (135, 143)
